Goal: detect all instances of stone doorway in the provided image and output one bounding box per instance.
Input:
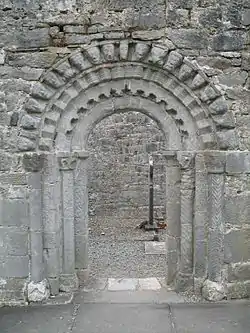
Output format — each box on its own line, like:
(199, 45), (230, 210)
(22, 40), (234, 298)
(86, 111), (168, 284)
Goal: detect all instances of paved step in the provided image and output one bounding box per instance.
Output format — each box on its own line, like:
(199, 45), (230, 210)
(83, 277), (167, 292)
(79, 277), (185, 304)
(78, 290), (185, 304)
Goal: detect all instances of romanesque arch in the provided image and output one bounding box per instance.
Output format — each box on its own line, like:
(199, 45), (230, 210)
(21, 39), (235, 152)
(22, 40), (236, 295)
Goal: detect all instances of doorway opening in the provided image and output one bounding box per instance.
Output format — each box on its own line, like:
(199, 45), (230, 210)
(86, 111), (168, 282)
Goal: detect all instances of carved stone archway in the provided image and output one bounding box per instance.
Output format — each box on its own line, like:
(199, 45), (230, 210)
(23, 39), (236, 295)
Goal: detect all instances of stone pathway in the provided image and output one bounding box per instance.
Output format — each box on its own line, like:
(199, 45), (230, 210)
(88, 226), (168, 279)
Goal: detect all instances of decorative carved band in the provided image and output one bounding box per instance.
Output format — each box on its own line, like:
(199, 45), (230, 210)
(57, 151), (89, 170)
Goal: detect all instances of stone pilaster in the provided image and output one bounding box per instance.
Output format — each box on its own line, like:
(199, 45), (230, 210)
(194, 153), (209, 279)
(42, 153), (61, 295)
(58, 152), (78, 275)
(202, 151), (227, 301)
(163, 151), (181, 284)
(204, 152), (226, 283)
(74, 151), (89, 281)
(175, 152), (195, 290)
(24, 153), (45, 284)
(57, 151), (86, 292)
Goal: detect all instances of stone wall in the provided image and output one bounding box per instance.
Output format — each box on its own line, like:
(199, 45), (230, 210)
(0, 0), (249, 304)
(88, 111), (166, 221)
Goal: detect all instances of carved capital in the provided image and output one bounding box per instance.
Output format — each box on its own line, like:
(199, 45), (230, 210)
(177, 151), (195, 169)
(57, 151), (89, 170)
(162, 151), (179, 167)
(58, 155), (77, 170)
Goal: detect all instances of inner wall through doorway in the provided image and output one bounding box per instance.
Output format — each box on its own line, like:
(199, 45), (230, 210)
(87, 111), (167, 279)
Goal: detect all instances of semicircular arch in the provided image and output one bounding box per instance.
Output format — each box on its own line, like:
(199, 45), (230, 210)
(20, 39), (236, 152)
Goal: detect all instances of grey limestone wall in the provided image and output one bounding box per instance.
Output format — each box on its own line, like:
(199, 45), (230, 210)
(0, 0), (249, 304)
(88, 111), (166, 221)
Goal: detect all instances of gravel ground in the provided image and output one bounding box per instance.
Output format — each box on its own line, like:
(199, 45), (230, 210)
(88, 217), (167, 279)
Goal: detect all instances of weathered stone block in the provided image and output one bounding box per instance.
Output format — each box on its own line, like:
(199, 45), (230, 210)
(0, 277), (26, 291)
(203, 151), (226, 173)
(17, 137), (36, 152)
(20, 115), (40, 130)
(225, 194), (250, 226)
(226, 152), (250, 174)
(166, 9), (190, 28)
(227, 281), (250, 299)
(59, 273), (79, 292)
(7, 51), (58, 69)
(127, 9), (166, 29)
(167, 29), (208, 49)
(242, 53), (250, 70)
(175, 272), (193, 292)
(0, 256), (29, 278)
(217, 129), (239, 150)
(0, 49), (5, 65)
(202, 279), (226, 301)
(224, 228), (250, 263)
(44, 248), (60, 278)
(212, 31), (246, 51)
(0, 66), (43, 81)
(168, 0), (193, 9)
(194, 240), (207, 278)
(1, 199), (29, 227)
(132, 30), (165, 40)
(198, 7), (222, 28)
(27, 279), (50, 303)
(0, 173), (27, 185)
(0, 290), (26, 305)
(64, 34), (92, 45)
(23, 154), (44, 173)
(217, 70), (248, 87)
(48, 277), (60, 296)
(98, 0), (164, 11)
(7, 231), (28, 256)
(10, 112), (19, 127)
(228, 262), (250, 282)
(63, 25), (87, 34)
(0, 152), (12, 171)
(108, 278), (138, 291)
(15, 28), (51, 49)
(242, 9), (250, 26)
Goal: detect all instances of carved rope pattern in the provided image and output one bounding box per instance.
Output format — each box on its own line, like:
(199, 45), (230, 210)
(208, 173), (224, 282)
(180, 162), (195, 275)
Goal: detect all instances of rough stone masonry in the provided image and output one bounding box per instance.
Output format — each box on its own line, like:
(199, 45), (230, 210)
(0, 0), (249, 305)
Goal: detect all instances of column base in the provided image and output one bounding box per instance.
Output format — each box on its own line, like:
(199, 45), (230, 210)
(77, 268), (90, 286)
(59, 273), (79, 292)
(27, 279), (50, 302)
(174, 272), (194, 292)
(202, 279), (226, 301)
